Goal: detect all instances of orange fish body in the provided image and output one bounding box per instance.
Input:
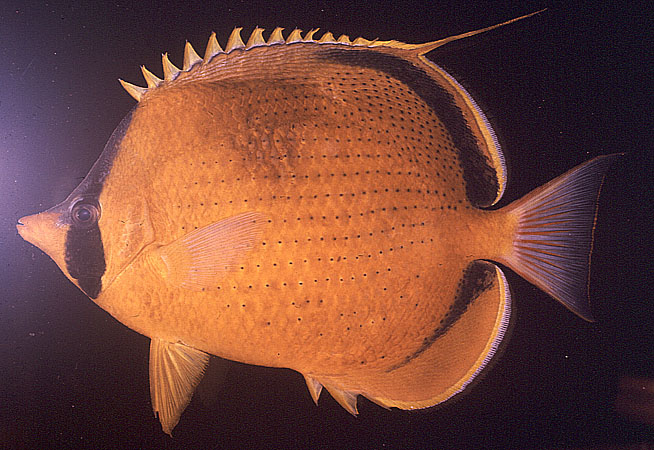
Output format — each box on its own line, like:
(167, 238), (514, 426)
(17, 13), (618, 434)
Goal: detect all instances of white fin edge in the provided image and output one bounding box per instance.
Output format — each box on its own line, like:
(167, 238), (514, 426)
(417, 57), (507, 204)
(364, 263), (512, 410)
(450, 265), (512, 399)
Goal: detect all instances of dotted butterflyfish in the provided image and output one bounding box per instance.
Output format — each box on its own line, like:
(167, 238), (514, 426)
(17, 11), (619, 435)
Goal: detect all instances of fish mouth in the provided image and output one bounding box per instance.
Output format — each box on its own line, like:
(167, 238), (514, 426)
(16, 213), (48, 245)
(16, 211), (70, 275)
(16, 217), (28, 238)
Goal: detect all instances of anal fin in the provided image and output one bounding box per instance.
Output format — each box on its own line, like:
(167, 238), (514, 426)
(349, 263), (511, 411)
(303, 374), (323, 405)
(149, 338), (210, 435)
(323, 383), (359, 415)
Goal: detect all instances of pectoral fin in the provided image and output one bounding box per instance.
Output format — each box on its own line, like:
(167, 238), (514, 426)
(150, 211), (266, 290)
(149, 338), (210, 435)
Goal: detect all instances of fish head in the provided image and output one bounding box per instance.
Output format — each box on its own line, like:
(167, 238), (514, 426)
(17, 109), (154, 299)
(17, 194), (106, 298)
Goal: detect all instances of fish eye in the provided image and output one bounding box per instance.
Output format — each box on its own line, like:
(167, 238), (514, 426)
(71, 201), (100, 227)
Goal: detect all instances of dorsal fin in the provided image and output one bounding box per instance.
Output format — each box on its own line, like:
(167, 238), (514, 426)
(303, 28), (320, 41)
(286, 28), (303, 43)
(409, 9), (546, 56)
(318, 31), (336, 43)
(141, 65), (162, 88)
(203, 32), (224, 62)
(337, 34), (352, 44)
(120, 10), (546, 101)
(183, 41), (202, 70)
(246, 27), (266, 47)
(268, 27), (285, 44)
(161, 53), (180, 81)
(225, 27), (245, 51)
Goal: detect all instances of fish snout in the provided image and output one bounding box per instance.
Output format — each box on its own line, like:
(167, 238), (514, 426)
(16, 214), (36, 242)
(16, 211), (67, 258)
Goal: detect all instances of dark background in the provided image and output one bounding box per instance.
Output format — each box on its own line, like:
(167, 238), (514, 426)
(0, 1), (651, 449)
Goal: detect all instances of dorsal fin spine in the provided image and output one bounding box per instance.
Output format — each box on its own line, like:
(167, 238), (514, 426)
(268, 27), (285, 44)
(246, 27), (266, 47)
(162, 53), (180, 81)
(119, 11), (545, 100)
(318, 31), (335, 43)
(286, 28), (303, 43)
(353, 37), (372, 45)
(303, 28), (320, 41)
(225, 27), (245, 52)
(204, 32), (224, 63)
(183, 41), (202, 71)
(141, 66), (162, 88)
(337, 34), (352, 44)
(119, 79), (146, 102)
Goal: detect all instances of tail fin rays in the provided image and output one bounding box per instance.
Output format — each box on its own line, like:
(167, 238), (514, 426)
(500, 154), (621, 321)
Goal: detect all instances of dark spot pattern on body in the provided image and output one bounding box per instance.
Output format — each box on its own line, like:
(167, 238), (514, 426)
(318, 48), (499, 207)
(387, 261), (495, 372)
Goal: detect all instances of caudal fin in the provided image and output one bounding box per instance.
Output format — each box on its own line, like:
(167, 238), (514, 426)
(500, 154), (621, 321)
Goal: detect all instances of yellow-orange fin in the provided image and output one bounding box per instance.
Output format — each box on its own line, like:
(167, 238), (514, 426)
(268, 27), (285, 44)
(357, 263), (511, 410)
(411, 9), (547, 56)
(149, 338), (210, 435)
(286, 28), (303, 43)
(246, 27), (266, 47)
(318, 31), (336, 43)
(161, 52), (180, 81)
(324, 383), (359, 415)
(151, 211), (266, 291)
(118, 79), (146, 101)
(336, 34), (351, 44)
(304, 375), (323, 405)
(204, 32), (224, 63)
(303, 28), (320, 41)
(501, 154), (621, 321)
(225, 27), (245, 52)
(119, 11), (546, 101)
(140, 65), (162, 88)
(183, 41), (202, 70)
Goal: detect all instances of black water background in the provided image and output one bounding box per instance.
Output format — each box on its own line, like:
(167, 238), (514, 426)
(0, 1), (651, 449)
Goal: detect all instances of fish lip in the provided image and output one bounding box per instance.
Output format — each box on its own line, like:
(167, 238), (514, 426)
(16, 216), (31, 238)
(16, 220), (27, 238)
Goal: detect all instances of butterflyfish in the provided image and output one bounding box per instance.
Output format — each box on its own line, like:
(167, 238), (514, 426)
(17, 11), (620, 435)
